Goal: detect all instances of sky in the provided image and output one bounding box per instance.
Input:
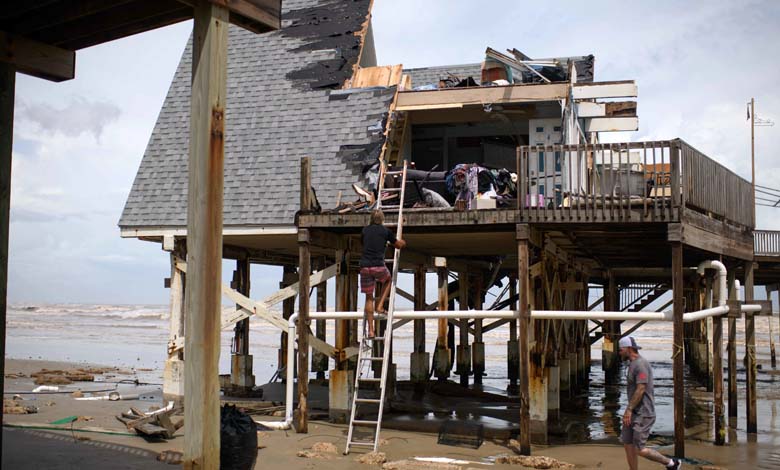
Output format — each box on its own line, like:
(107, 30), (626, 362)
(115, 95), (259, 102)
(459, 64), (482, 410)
(7, 0), (780, 305)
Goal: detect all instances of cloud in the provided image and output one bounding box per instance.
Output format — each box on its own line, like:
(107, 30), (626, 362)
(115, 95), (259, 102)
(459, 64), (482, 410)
(17, 96), (121, 141)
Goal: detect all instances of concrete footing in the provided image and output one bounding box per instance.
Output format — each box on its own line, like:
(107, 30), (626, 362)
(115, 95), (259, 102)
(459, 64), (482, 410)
(163, 358), (184, 405)
(472, 342), (485, 385)
(547, 366), (560, 421)
(529, 362), (548, 444)
(230, 354), (255, 389)
(328, 369), (354, 422)
(410, 352), (430, 384)
(559, 358), (571, 397)
(456, 345), (471, 385)
(433, 347), (450, 381)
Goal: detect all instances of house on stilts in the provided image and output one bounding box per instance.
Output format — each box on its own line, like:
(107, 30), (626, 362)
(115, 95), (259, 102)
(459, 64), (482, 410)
(119, 0), (780, 456)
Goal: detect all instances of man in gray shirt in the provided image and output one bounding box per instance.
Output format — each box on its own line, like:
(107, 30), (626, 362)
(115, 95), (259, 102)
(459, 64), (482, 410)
(619, 336), (681, 470)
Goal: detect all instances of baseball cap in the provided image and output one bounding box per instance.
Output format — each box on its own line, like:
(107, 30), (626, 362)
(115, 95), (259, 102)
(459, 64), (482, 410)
(618, 336), (642, 350)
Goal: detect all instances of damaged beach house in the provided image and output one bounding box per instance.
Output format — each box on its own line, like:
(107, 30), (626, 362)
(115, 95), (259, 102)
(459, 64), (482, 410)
(119, 0), (778, 457)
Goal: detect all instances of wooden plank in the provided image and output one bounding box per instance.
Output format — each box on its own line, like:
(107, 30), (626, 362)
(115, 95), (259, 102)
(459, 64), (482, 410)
(713, 267), (725, 445)
(745, 261), (756, 434)
(349, 64), (403, 88)
(571, 81), (637, 99)
(583, 117), (638, 132)
(396, 82), (569, 110)
(183, 3), (228, 468)
(261, 263), (338, 307)
(0, 61), (13, 452)
(177, 0), (281, 33)
(727, 271), (738, 420)
(0, 30), (74, 82)
(672, 242), (685, 457)
(517, 225), (531, 455)
(296, 228), (310, 432)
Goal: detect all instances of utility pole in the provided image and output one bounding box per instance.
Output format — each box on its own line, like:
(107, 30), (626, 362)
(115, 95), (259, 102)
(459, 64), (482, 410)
(751, 97), (755, 226)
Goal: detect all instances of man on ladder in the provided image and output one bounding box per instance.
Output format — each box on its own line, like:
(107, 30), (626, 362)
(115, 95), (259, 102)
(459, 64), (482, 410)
(360, 209), (406, 338)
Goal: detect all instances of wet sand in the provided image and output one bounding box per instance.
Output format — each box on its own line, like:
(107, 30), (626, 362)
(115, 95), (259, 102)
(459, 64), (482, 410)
(5, 358), (780, 469)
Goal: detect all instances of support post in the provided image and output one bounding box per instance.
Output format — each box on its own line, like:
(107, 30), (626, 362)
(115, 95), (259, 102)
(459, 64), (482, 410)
(183, 3), (229, 467)
(279, 265), (296, 375)
(508, 275), (519, 391)
(745, 261), (756, 434)
(434, 258), (450, 381)
(713, 265), (725, 445)
(472, 273), (485, 385)
(517, 224), (531, 455)
(602, 272), (619, 376)
(727, 269), (738, 422)
(312, 258), (328, 380)
(329, 239), (352, 421)
(164, 241), (186, 403)
(0, 61), (16, 451)
(767, 286), (777, 368)
(411, 266), (429, 386)
(230, 256), (254, 391)
(296, 228), (310, 433)
(671, 242), (685, 457)
(457, 269), (471, 386)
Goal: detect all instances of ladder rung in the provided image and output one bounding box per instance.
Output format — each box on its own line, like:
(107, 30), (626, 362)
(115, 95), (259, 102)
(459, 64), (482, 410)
(362, 336), (384, 342)
(385, 170), (404, 176)
(360, 357), (384, 362)
(358, 377), (380, 382)
(381, 205), (400, 208)
(383, 187), (402, 192)
(352, 419), (379, 425)
(384, 258), (395, 263)
(355, 398), (381, 404)
(348, 441), (376, 447)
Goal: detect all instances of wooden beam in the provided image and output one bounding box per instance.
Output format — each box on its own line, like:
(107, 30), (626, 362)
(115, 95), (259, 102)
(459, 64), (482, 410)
(396, 82), (569, 111)
(296, 228), (310, 432)
(583, 117), (638, 132)
(0, 30), (74, 82)
(517, 225), (531, 455)
(727, 270), (738, 420)
(576, 101), (637, 118)
(349, 64), (403, 89)
(8, 0), (134, 36)
(260, 263), (337, 308)
(745, 261), (757, 434)
(672, 242), (685, 457)
(713, 261), (725, 445)
(183, 3), (228, 468)
(0, 60), (14, 455)
(571, 81), (637, 99)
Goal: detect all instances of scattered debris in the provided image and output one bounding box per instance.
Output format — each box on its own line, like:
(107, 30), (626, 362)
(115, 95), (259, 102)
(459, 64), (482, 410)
(157, 450), (184, 465)
(5, 372), (27, 379)
(311, 442), (338, 454)
(357, 451), (387, 465)
(494, 454), (574, 469)
(34, 375), (72, 386)
(382, 460), (459, 470)
(699, 467), (728, 470)
(116, 402), (180, 439)
(3, 398), (37, 414)
(50, 416), (78, 425)
(296, 450), (334, 460)
(71, 390), (84, 398)
(31, 368), (95, 383)
(32, 385), (59, 393)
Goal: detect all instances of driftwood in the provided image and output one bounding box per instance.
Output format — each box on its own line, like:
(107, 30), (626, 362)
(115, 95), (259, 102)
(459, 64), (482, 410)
(116, 406), (180, 439)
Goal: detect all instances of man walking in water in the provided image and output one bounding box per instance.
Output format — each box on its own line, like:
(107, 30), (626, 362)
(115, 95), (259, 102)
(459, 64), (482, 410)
(619, 336), (681, 470)
(360, 210), (405, 338)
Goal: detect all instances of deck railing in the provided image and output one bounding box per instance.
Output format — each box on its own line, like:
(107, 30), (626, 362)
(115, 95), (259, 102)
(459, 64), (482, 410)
(755, 230), (780, 256)
(516, 139), (754, 227)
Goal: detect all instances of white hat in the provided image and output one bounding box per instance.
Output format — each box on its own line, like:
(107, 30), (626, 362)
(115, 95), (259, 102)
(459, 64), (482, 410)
(619, 336), (641, 350)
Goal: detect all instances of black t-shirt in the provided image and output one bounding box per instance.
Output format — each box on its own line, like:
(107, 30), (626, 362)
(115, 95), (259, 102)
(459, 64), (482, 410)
(360, 224), (397, 267)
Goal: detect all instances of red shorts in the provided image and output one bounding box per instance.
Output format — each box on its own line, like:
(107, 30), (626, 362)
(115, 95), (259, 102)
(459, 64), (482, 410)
(360, 266), (391, 294)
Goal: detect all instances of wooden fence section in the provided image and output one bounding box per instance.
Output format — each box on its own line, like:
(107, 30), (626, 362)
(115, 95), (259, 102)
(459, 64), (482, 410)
(679, 140), (755, 228)
(516, 139), (754, 227)
(755, 230), (780, 256)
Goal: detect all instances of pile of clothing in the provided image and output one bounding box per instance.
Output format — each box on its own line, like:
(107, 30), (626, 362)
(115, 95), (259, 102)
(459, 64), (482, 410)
(445, 164), (516, 209)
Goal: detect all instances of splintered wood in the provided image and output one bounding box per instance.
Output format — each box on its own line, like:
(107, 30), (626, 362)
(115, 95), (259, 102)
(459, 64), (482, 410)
(350, 65), (403, 89)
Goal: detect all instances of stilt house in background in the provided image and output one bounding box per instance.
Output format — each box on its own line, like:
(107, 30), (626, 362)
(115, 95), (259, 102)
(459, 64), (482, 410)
(119, 0), (780, 457)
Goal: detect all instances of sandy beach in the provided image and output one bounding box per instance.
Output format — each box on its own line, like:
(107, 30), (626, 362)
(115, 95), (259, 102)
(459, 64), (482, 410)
(4, 356), (780, 470)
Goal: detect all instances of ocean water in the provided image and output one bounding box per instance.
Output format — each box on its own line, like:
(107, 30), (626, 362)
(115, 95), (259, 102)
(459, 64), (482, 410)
(6, 303), (780, 445)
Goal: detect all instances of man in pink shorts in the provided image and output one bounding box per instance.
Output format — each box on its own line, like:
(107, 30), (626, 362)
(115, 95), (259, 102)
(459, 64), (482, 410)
(360, 210), (405, 338)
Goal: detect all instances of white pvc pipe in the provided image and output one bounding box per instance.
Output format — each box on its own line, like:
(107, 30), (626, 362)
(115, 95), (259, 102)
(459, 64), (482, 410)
(683, 305), (730, 323)
(697, 260), (728, 307)
(254, 313), (298, 430)
(531, 310), (673, 321)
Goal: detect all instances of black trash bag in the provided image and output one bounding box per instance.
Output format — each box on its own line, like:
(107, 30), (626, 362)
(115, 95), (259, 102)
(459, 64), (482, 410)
(220, 404), (257, 470)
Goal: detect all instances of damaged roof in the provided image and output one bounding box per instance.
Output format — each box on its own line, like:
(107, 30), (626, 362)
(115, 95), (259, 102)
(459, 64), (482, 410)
(119, 0), (392, 229)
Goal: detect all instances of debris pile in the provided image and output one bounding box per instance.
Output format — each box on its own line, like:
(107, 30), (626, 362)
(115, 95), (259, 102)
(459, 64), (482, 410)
(296, 441), (339, 460)
(3, 397), (37, 415)
(115, 402), (180, 439)
(494, 454), (574, 469)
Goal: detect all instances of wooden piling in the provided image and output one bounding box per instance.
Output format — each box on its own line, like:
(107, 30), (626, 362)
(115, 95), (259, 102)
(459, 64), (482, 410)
(0, 59), (16, 450)
(434, 259), (449, 381)
(230, 256), (254, 389)
(517, 224), (531, 455)
(473, 273), (485, 385)
(313, 258), (328, 380)
(457, 269), (470, 386)
(671, 242), (685, 457)
(508, 275), (519, 388)
(745, 261), (756, 434)
(767, 286), (777, 368)
(183, 3), (229, 467)
(713, 259), (725, 445)
(411, 266), (428, 385)
(296, 228), (310, 432)
(163, 240), (185, 401)
(727, 269), (738, 422)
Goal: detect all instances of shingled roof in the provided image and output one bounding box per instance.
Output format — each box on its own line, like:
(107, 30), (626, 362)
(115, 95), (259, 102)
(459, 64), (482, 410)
(404, 63), (482, 88)
(119, 0), (393, 229)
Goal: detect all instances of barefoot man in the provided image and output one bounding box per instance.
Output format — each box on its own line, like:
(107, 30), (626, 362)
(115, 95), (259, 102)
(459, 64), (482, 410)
(360, 210), (405, 338)
(619, 336), (681, 470)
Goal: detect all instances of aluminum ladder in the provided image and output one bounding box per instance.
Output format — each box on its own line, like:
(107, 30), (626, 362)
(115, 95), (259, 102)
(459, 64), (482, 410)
(344, 161), (408, 454)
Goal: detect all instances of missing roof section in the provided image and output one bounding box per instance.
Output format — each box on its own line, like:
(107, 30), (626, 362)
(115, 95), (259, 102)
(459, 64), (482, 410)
(284, 0), (372, 90)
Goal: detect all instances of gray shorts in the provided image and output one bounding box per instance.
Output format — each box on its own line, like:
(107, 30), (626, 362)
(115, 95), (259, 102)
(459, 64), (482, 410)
(621, 414), (655, 449)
